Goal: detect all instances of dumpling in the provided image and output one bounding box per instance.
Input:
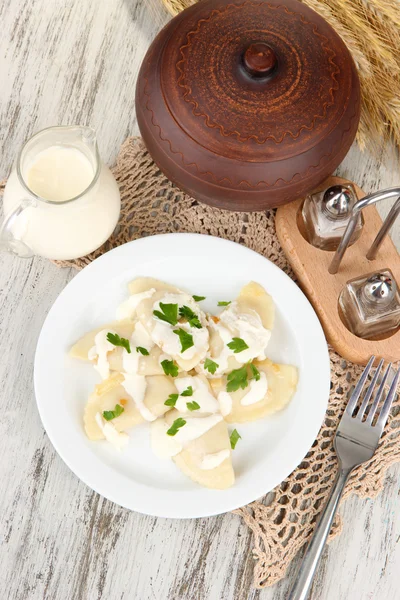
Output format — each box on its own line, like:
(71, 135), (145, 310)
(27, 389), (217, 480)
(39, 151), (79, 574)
(84, 372), (177, 440)
(197, 281), (274, 377)
(84, 373), (141, 440)
(128, 277), (182, 296)
(69, 320), (165, 377)
(167, 410), (234, 489)
(117, 278), (182, 322)
(236, 281), (275, 330)
(172, 373), (220, 415)
(210, 358), (298, 423)
(151, 409), (234, 489)
(136, 289), (209, 371)
(70, 320), (135, 361)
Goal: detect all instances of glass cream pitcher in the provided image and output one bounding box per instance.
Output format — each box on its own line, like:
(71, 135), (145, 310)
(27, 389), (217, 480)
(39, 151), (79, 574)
(1, 126), (121, 260)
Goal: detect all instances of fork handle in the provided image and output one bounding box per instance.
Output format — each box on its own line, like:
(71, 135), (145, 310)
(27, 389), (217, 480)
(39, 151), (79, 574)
(288, 467), (352, 600)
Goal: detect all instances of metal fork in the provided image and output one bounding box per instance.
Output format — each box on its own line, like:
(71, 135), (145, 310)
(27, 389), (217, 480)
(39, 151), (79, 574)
(288, 356), (400, 600)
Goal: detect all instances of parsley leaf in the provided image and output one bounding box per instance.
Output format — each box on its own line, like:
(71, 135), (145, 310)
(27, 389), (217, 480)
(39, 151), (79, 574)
(187, 401), (200, 411)
(114, 404), (124, 417)
(227, 337), (249, 354)
(164, 393), (179, 407)
(218, 301), (231, 306)
(204, 358), (219, 375)
(161, 359), (179, 377)
(249, 362), (260, 381)
(179, 305), (202, 329)
(181, 386), (193, 397)
(193, 295), (206, 302)
(230, 429), (241, 449)
(153, 302), (178, 326)
(173, 328), (194, 353)
(226, 365), (249, 392)
(103, 403), (125, 421)
(167, 417), (187, 436)
(136, 346), (149, 356)
(107, 332), (131, 354)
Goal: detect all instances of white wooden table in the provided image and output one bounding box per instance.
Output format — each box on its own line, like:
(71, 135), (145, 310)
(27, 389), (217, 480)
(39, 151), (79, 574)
(1, 1), (400, 598)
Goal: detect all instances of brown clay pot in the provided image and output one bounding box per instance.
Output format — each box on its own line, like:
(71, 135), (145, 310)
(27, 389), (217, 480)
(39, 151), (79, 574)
(136, 0), (360, 211)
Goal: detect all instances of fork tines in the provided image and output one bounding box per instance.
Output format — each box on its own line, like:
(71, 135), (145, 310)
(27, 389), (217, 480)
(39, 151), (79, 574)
(345, 356), (400, 430)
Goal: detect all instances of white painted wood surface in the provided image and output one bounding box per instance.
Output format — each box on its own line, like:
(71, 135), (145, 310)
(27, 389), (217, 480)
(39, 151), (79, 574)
(1, 1), (399, 598)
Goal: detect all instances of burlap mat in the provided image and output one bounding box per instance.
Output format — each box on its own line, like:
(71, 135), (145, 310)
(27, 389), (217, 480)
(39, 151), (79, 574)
(3, 137), (400, 588)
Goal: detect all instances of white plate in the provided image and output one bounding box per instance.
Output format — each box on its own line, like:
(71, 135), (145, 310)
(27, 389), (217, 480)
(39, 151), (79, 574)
(34, 233), (330, 519)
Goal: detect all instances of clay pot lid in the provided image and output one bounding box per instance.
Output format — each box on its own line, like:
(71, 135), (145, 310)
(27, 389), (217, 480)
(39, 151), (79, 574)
(159, 0), (353, 163)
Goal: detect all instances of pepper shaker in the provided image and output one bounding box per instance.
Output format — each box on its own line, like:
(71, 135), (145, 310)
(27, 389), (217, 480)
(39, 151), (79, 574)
(339, 270), (400, 339)
(301, 184), (364, 251)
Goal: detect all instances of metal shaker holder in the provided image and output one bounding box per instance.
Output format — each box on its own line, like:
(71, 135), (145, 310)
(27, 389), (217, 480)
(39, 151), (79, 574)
(330, 188), (400, 273)
(275, 177), (400, 365)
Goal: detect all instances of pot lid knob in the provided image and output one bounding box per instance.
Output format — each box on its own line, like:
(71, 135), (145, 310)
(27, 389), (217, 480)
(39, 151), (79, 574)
(242, 43), (277, 78)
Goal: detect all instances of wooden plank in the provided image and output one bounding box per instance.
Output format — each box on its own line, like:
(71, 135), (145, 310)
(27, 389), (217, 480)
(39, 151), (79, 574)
(0, 1), (399, 599)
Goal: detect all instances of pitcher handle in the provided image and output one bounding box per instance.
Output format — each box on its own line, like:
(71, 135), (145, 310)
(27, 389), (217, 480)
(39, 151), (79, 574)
(0, 198), (36, 258)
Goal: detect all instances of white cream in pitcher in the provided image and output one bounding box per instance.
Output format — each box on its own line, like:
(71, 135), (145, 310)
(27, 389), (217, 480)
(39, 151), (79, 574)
(1, 126), (121, 260)
(26, 145), (95, 202)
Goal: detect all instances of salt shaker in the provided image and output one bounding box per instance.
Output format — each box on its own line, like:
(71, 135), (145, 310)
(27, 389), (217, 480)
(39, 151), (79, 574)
(301, 184), (364, 251)
(339, 270), (400, 339)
